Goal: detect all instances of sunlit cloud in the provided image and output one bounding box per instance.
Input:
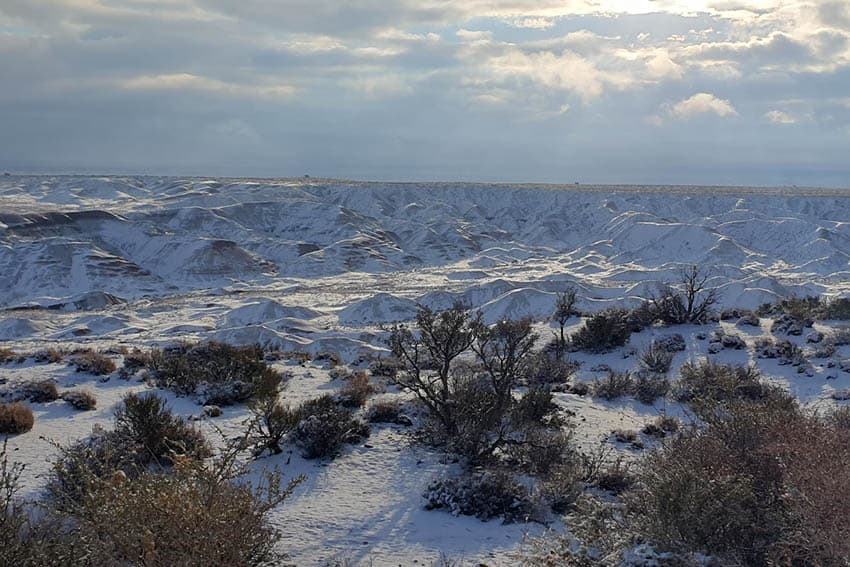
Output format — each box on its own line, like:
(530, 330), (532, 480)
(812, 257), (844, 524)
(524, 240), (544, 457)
(669, 92), (738, 118)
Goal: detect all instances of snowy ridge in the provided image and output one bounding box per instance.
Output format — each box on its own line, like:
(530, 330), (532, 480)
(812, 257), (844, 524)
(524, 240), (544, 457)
(0, 176), (847, 344)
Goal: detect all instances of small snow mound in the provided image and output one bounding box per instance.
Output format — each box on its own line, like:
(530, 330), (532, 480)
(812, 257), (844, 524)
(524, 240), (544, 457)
(49, 291), (126, 312)
(211, 325), (311, 350)
(221, 299), (323, 327)
(479, 288), (557, 324)
(0, 317), (47, 339)
(338, 293), (418, 325)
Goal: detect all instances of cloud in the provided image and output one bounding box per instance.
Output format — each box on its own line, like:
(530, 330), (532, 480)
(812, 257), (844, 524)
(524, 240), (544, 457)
(764, 109), (796, 123)
(1, 0), (849, 185)
(509, 17), (557, 29)
(669, 93), (738, 118)
(121, 73), (296, 99)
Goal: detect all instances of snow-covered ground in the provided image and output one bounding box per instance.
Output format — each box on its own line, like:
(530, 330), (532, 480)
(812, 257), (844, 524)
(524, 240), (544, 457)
(2, 176), (850, 565)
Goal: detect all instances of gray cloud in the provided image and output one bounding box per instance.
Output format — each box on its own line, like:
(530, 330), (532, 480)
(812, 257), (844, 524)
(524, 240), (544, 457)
(0, 0), (848, 186)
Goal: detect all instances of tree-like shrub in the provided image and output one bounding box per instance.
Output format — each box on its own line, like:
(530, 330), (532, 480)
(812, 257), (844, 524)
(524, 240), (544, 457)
(248, 396), (299, 457)
(642, 265), (719, 325)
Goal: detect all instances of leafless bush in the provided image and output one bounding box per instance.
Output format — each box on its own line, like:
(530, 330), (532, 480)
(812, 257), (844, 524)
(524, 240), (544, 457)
(248, 398), (299, 457)
(389, 306), (551, 463)
(337, 371), (378, 407)
(0, 403), (34, 434)
(642, 265), (719, 325)
(552, 287), (578, 359)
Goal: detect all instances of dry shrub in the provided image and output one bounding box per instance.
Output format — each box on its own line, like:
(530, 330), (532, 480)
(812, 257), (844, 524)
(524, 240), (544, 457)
(424, 469), (533, 523)
(0, 403), (34, 434)
(119, 348), (152, 377)
(674, 360), (792, 417)
(591, 371), (633, 401)
(32, 348), (65, 364)
(366, 399), (404, 424)
(829, 405), (850, 430)
(61, 390), (97, 411)
(594, 456), (635, 493)
(627, 400), (850, 565)
(13, 380), (60, 403)
(48, 436), (301, 566)
(248, 396), (300, 457)
(524, 353), (579, 386)
(632, 373), (670, 405)
(642, 415), (680, 438)
(0, 348), (16, 364)
(314, 351), (342, 368)
(337, 371), (378, 407)
(638, 343), (674, 374)
(113, 392), (210, 464)
(292, 395), (369, 459)
(70, 351), (116, 376)
(72, 460), (298, 566)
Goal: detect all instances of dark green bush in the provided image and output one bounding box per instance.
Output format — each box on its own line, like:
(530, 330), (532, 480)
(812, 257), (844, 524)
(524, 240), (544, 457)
(149, 342), (283, 405)
(572, 308), (632, 353)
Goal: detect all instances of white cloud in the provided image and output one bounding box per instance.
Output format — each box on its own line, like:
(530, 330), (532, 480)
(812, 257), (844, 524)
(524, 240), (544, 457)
(764, 109), (797, 123)
(121, 73), (295, 99)
(669, 92), (738, 118)
(508, 17), (556, 29)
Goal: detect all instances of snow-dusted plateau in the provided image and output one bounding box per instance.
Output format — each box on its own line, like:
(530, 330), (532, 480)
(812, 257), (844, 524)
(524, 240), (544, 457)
(2, 176), (850, 565)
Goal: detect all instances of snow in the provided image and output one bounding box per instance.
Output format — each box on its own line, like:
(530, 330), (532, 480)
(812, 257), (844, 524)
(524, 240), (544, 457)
(2, 176), (850, 564)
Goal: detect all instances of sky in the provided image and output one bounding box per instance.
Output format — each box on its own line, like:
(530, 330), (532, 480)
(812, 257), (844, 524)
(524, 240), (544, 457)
(1, 0), (849, 187)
